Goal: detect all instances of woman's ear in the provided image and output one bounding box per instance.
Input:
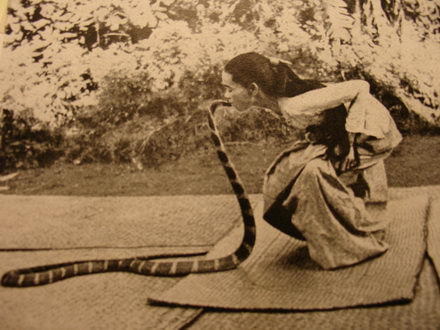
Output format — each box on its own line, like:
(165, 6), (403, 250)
(248, 82), (260, 98)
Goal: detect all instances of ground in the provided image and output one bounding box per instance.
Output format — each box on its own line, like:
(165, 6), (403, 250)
(1, 134), (439, 196)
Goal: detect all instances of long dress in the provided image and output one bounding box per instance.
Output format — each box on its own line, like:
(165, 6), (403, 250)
(262, 84), (402, 269)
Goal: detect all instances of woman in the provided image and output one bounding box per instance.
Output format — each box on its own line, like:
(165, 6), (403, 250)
(221, 52), (402, 269)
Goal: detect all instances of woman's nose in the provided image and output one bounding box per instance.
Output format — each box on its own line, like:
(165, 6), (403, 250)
(224, 90), (231, 100)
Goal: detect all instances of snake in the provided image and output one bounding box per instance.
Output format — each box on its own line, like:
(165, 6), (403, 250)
(1, 100), (256, 287)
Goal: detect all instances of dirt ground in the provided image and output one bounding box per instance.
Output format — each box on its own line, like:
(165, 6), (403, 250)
(1, 135), (439, 197)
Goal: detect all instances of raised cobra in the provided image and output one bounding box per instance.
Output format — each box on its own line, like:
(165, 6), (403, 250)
(1, 101), (256, 287)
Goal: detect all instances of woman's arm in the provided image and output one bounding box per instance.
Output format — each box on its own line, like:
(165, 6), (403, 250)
(339, 132), (359, 171)
(279, 80), (370, 116)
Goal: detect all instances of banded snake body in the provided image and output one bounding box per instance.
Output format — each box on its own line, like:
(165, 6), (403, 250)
(1, 101), (257, 287)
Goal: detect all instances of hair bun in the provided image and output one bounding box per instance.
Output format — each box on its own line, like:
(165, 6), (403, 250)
(271, 61), (292, 96)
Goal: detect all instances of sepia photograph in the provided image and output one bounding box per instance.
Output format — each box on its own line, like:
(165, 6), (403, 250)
(0, 0), (439, 328)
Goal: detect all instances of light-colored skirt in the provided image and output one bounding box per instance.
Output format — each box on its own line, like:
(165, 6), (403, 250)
(262, 122), (402, 269)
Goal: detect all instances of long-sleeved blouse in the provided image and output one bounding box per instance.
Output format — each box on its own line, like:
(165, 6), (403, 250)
(278, 80), (400, 145)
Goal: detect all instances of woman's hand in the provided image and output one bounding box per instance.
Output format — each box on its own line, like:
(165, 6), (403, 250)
(340, 145), (358, 172)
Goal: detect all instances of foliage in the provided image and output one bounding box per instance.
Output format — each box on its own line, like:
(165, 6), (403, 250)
(1, 0), (439, 169)
(323, 0), (440, 125)
(0, 109), (63, 173)
(215, 106), (299, 143)
(1, 0), (167, 123)
(63, 64), (225, 165)
(3, 0), (437, 124)
(63, 92), (299, 167)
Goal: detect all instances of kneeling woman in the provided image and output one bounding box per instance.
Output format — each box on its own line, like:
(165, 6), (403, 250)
(221, 52), (402, 269)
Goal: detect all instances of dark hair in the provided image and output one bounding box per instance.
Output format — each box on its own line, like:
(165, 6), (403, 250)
(224, 52), (321, 97)
(225, 52), (349, 162)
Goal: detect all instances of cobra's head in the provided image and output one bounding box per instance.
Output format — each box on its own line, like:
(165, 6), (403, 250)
(209, 100), (232, 113)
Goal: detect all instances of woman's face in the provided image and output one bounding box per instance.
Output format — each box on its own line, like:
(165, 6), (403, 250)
(221, 71), (253, 112)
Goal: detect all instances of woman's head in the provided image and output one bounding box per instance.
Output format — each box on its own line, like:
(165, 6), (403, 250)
(222, 52), (282, 111)
(224, 52), (279, 96)
(222, 52), (322, 111)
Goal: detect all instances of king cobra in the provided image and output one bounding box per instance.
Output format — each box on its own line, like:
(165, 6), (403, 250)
(1, 101), (256, 287)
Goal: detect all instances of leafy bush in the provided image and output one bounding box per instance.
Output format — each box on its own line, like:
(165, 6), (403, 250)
(62, 66), (224, 165)
(215, 106), (299, 143)
(2, 0), (438, 127)
(0, 109), (63, 173)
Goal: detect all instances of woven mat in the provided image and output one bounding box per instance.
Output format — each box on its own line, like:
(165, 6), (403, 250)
(1, 189), (439, 329)
(0, 246), (206, 330)
(0, 194), (256, 249)
(190, 259), (440, 330)
(149, 194), (430, 311)
(427, 198), (440, 281)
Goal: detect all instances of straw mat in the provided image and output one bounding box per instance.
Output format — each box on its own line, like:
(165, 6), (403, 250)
(0, 246), (206, 330)
(190, 259), (440, 330)
(149, 194), (430, 311)
(0, 194), (254, 249)
(427, 198), (440, 281)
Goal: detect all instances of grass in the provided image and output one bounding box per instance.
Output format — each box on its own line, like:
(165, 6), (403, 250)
(1, 135), (439, 196)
